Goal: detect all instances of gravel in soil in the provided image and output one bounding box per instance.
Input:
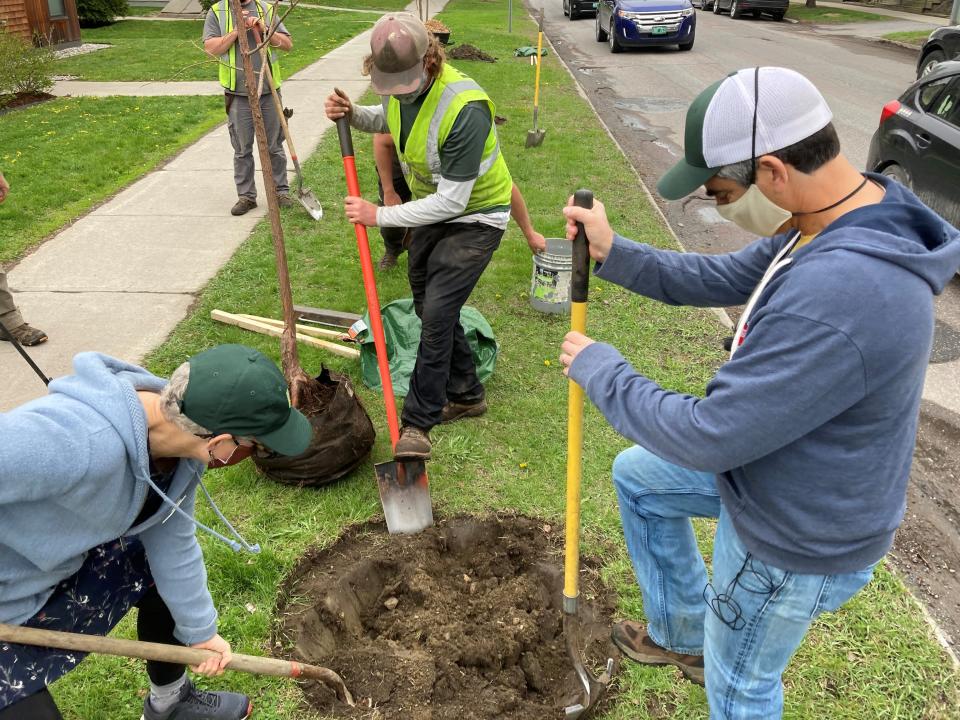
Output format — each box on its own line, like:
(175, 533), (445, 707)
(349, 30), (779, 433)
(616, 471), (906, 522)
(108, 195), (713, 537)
(273, 515), (619, 719)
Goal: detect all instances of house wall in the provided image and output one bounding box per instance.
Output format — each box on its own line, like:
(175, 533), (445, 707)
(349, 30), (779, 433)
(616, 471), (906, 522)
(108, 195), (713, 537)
(0, 0), (33, 43)
(1, 0), (80, 46)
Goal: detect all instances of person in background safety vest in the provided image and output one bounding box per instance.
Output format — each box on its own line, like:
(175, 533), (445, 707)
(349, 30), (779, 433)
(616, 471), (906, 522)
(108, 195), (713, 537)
(325, 13), (516, 461)
(203, 0), (293, 216)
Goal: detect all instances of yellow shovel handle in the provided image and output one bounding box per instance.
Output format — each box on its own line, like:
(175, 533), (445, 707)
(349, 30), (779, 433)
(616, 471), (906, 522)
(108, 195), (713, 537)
(564, 189), (594, 603)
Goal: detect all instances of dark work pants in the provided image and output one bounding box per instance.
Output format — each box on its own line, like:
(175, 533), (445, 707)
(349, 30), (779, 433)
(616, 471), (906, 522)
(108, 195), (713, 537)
(226, 91), (288, 200)
(401, 221), (503, 430)
(0, 540), (184, 717)
(376, 160), (412, 258)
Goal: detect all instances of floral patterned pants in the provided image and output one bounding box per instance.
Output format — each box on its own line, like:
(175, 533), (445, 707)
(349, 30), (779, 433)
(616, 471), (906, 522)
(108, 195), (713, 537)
(0, 537), (183, 712)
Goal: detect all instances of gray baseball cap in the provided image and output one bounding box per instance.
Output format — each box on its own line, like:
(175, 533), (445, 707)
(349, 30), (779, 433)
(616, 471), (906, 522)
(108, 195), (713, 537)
(369, 13), (429, 95)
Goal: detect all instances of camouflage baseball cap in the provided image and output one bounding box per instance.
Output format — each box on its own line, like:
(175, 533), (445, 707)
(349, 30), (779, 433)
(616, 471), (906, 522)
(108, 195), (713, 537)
(369, 13), (429, 95)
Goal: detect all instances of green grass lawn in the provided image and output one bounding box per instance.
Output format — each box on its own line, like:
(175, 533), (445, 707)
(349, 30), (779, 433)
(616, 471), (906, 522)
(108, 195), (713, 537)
(0, 95), (222, 264)
(46, 0), (960, 717)
(56, 9), (370, 81)
(787, 1), (887, 23)
(883, 29), (931, 47)
(123, 4), (163, 15)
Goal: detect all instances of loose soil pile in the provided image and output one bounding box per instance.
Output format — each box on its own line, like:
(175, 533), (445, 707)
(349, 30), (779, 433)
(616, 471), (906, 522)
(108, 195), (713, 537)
(273, 515), (619, 719)
(447, 44), (496, 63)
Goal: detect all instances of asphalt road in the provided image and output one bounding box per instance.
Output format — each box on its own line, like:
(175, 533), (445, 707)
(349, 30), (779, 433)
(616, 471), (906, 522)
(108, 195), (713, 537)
(538, 5), (960, 416)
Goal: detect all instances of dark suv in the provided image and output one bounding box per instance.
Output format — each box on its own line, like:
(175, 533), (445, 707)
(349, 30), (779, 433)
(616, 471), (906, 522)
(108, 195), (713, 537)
(866, 61), (960, 229)
(917, 25), (960, 78)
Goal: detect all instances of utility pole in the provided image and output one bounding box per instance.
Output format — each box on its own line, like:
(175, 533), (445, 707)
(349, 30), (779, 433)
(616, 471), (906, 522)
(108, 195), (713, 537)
(951, 0), (958, 26)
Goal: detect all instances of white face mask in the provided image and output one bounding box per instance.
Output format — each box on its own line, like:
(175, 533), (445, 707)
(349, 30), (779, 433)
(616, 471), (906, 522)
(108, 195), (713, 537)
(394, 71), (430, 104)
(715, 183), (792, 238)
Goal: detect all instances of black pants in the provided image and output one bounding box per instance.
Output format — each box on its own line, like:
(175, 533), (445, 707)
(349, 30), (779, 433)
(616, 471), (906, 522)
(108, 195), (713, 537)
(376, 159), (412, 258)
(401, 221), (503, 430)
(0, 587), (184, 719)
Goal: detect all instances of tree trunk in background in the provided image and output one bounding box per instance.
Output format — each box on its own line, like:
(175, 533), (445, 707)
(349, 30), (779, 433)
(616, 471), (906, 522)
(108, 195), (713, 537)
(806, 0), (816, 7)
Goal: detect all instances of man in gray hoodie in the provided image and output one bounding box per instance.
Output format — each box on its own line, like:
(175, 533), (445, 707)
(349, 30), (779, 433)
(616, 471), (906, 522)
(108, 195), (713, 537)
(0, 344), (311, 720)
(560, 67), (960, 718)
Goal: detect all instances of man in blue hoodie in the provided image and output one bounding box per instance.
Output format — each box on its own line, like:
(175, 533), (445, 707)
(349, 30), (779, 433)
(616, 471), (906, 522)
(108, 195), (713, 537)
(559, 67), (960, 718)
(0, 344), (312, 720)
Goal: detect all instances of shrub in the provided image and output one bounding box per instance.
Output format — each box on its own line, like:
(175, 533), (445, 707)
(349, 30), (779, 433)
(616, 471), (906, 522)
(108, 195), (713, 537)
(0, 31), (55, 106)
(200, 0), (217, 11)
(76, 0), (130, 26)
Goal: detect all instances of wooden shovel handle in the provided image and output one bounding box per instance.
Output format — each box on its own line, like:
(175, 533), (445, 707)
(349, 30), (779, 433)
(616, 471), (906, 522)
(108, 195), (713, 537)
(0, 623), (354, 705)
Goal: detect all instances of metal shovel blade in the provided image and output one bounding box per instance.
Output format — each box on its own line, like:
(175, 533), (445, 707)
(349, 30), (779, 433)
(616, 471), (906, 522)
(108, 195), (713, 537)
(375, 458), (433, 534)
(297, 188), (323, 221)
(563, 606), (614, 719)
(525, 128), (546, 148)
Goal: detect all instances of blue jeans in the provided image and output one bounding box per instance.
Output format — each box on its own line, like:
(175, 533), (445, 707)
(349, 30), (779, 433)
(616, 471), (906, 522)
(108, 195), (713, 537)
(612, 446), (876, 720)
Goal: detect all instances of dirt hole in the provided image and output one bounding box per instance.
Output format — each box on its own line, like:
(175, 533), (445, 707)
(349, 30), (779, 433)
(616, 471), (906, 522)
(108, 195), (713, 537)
(273, 515), (620, 719)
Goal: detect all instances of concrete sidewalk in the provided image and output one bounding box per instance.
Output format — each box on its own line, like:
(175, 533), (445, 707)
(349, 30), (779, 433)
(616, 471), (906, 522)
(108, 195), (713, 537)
(2, 3), (444, 412)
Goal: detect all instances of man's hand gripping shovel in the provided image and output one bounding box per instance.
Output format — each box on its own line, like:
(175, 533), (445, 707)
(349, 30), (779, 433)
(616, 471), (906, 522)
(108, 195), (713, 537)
(335, 102), (433, 535)
(563, 189), (614, 718)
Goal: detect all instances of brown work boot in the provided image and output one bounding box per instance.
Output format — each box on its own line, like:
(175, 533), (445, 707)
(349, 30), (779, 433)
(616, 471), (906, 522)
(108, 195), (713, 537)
(395, 425), (431, 460)
(378, 253), (398, 271)
(277, 194), (294, 208)
(440, 399), (487, 424)
(231, 197), (257, 216)
(611, 620), (705, 686)
(1, 323), (48, 346)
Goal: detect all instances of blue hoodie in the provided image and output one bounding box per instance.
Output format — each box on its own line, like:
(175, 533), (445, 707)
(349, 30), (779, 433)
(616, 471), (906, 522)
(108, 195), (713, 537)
(569, 175), (960, 575)
(0, 353), (253, 645)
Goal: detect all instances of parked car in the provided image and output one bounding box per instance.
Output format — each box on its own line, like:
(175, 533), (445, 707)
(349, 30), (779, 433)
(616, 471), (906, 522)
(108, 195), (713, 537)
(595, 0), (696, 52)
(866, 61), (960, 229)
(707, 0), (787, 20)
(917, 25), (960, 79)
(563, 0), (598, 20)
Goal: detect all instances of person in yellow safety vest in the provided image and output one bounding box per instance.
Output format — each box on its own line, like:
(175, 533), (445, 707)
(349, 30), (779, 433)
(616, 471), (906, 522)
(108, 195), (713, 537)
(326, 13), (522, 461)
(372, 132), (548, 270)
(203, 0), (293, 216)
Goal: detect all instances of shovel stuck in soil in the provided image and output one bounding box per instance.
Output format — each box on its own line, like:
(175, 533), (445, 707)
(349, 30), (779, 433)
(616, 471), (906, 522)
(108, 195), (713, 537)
(563, 189), (614, 719)
(525, 9), (547, 149)
(0, 623), (355, 706)
(335, 107), (434, 535)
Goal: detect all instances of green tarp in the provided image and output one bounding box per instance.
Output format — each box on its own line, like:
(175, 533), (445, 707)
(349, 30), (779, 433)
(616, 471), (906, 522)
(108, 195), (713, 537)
(356, 298), (498, 396)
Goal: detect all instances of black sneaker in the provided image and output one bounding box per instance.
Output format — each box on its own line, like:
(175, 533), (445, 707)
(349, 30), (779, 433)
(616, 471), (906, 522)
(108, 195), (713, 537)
(394, 425), (431, 460)
(230, 198), (257, 216)
(440, 399), (487, 424)
(141, 678), (252, 720)
(378, 253), (398, 271)
(277, 194), (294, 208)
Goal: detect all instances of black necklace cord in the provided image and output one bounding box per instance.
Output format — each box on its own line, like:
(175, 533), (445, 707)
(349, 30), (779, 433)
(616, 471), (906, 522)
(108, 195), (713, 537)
(794, 176), (870, 216)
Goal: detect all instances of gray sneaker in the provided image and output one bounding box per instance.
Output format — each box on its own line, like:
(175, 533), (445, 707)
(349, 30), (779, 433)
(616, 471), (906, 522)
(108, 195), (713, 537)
(277, 194), (294, 208)
(141, 678), (252, 720)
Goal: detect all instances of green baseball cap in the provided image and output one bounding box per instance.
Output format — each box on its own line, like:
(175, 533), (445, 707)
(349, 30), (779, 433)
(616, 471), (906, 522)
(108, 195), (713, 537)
(657, 68), (834, 201)
(180, 344), (312, 457)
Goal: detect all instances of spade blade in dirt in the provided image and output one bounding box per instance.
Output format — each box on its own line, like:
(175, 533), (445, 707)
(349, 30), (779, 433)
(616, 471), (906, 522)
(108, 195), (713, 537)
(297, 187), (323, 220)
(526, 128), (545, 148)
(376, 459), (433, 534)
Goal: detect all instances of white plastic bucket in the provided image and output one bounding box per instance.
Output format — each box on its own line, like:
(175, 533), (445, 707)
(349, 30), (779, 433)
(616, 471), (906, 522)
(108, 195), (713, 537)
(530, 238), (572, 314)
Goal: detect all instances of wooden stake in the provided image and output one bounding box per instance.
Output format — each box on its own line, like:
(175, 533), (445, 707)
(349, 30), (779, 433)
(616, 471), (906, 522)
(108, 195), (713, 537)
(212, 311), (359, 359)
(228, 0), (309, 405)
